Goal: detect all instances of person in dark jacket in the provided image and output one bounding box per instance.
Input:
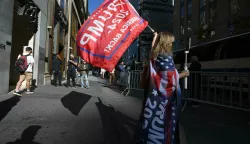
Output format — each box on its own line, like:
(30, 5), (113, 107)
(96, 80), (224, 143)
(189, 56), (202, 107)
(67, 54), (78, 88)
(52, 54), (62, 86)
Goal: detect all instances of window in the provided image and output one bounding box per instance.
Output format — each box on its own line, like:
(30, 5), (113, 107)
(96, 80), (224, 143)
(230, 0), (239, 14)
(209, 0), (217, 23)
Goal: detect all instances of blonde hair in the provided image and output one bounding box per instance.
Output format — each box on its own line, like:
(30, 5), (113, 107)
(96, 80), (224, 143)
(150, 32), (175, 59)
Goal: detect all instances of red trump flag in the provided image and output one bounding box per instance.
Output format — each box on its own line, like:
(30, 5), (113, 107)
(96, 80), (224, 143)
(76, 0), (148, 72)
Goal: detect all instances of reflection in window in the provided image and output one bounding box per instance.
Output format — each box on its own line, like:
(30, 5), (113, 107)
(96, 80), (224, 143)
(230, 0), (239, 14)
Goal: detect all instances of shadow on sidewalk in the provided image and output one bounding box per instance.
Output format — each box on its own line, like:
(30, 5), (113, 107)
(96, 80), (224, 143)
(61, 91), (92, 116)
(0, 96), (21, 121)
(6, 125), (41, 144)
(96, 97), (137, 144)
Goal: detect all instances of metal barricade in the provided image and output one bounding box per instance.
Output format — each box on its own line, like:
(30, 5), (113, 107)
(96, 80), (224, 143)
(123, 70), (250, 111)
(121, 70), (144, 96)
(182, 71), (250, 111)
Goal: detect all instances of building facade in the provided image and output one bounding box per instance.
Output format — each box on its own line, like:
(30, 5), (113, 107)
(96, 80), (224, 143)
(0, 0), (88, 95)
(138, 0), (174, 62)
(173, 0), (250, 67)
(121, 0), (175, 64)
(121, 0), (140, 64)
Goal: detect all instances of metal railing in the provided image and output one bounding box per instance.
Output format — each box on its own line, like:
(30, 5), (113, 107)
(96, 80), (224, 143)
(182, 71), (250, 111)
(119, 70), (250, 111)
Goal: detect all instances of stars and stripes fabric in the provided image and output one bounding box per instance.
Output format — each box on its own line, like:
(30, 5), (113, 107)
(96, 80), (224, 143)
(138, 54), (182, 144)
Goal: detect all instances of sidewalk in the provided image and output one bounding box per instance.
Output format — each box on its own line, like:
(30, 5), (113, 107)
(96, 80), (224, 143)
(0, 76), (151, 144)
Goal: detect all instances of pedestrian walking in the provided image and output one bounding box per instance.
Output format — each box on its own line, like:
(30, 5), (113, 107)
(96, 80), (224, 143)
(66, 54), (78, 88)
(78, 60), (90, 89)
(52, 54), (62, 86)
(13, 46), (35, 96)
(136, 32), (189, 144)
(100, 68), (106, 79)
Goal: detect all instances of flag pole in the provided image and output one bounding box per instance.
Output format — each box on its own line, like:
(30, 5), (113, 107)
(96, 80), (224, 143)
(182, 38), (191, 112)
(147, 25), (154, 32)
(184, 38), (191, 89)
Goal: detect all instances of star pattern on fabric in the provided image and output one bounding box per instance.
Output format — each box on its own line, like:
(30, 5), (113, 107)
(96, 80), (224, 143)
(152, 89), (158, 96)
(156, 56), (175, 71)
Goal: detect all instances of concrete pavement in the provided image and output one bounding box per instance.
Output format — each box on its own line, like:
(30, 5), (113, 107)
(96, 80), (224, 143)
(0, 76), (145, 144)
(0, 76), (249, 144)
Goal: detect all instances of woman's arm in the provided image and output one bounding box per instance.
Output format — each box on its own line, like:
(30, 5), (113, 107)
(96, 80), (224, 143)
(179, 70), (189, 79)
(152, 32), (158, 48)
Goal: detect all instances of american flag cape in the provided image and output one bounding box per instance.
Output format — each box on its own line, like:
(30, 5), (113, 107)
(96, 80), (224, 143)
(138, 54), (182, 144)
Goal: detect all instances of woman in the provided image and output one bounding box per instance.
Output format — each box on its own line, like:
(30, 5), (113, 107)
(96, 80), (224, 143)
(137, 32), (189, 144)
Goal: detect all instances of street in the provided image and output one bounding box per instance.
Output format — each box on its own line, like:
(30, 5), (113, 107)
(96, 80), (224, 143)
(0, 76), (249, 144)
